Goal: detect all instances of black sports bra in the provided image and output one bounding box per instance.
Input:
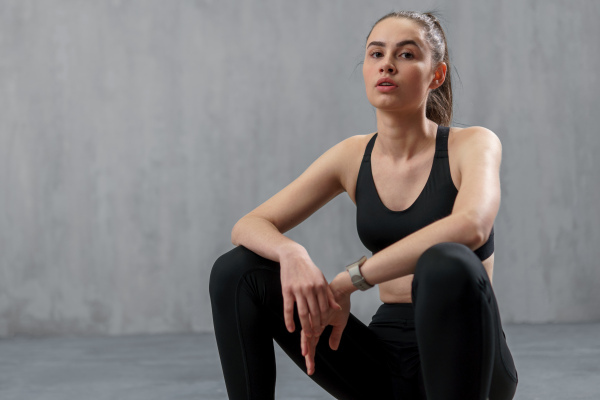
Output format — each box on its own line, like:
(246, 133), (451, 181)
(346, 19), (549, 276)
(355, 125), (494, 260)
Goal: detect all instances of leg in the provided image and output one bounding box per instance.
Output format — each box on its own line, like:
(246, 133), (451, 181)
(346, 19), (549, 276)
(368, 303), (428, 400)
(209, 245), (395, 400)
(411, 242), (518, 400)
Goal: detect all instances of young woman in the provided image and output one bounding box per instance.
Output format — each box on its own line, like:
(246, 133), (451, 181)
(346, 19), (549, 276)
(210, 11), (518, 400)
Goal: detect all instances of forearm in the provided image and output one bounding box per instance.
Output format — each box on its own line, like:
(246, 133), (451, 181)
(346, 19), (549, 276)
(231, 215), (308, 262)
(332, 213), (485, 295)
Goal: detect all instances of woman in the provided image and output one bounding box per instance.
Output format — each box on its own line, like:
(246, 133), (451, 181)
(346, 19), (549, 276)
(210, 11), (518, 400)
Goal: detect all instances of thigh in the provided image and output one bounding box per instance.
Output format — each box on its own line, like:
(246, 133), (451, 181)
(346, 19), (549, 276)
(213, 246), (396, 399)
(256, 266), (396, 399)
(273, 311), (396, 400)
(412, 242), (518, 400)
(369, 303), (427, 400)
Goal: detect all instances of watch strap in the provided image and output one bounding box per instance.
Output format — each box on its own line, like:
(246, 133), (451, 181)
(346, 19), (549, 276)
(345, 256), (373, 291)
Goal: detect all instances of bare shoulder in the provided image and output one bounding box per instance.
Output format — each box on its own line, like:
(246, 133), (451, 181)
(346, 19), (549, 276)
(337, 133), (376, 203)
(335, 132), (374, 152)
(449, 125), (502, 151)
(240, 132), (373, 234)
(447, 126), (502, 190)
(318, 133), (368, 174)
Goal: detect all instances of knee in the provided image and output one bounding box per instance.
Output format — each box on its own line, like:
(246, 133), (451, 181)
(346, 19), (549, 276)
(413, 242), (483, 297)
(209, 245), (277, 303)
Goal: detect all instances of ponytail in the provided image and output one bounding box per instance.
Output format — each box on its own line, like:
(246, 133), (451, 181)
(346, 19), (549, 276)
(424, 13), (452, 127)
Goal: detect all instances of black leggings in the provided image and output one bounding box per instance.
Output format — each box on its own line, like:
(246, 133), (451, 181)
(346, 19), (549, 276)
(209, 242), (518, 399)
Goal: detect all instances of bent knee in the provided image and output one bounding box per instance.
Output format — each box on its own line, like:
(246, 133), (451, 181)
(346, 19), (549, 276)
(209, 246), (278, 302)
(414, 242), (483, 290)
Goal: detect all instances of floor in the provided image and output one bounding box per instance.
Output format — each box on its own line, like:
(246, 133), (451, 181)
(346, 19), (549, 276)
(0, 324), (598, 400)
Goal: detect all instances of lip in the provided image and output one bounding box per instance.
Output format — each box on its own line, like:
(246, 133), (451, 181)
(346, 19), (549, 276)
(375, 77), (398, 92)
(376, 78), (397, 86)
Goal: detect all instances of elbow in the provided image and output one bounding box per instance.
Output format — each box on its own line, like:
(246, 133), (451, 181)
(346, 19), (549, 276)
(470, 227), (488, 250)
(231, 214), (265, 246)
(231, 219), (242, 246)
(461, 212), (492, 250)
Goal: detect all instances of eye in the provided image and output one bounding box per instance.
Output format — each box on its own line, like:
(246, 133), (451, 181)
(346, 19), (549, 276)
(400, 52), (414, 59)
(370, 51), (383, 58)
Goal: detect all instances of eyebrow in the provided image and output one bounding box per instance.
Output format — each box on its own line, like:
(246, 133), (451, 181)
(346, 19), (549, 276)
(366, 40), (421, 50)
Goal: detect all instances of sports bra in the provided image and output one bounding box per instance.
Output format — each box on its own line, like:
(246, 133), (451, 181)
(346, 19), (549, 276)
(355, 125), (494, 260)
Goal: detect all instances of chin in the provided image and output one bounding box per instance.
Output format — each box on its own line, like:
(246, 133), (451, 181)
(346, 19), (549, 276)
(368, 99), (404, 112)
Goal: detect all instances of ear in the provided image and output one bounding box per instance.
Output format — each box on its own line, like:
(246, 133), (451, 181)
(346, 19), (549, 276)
(430, 62), (447, 90)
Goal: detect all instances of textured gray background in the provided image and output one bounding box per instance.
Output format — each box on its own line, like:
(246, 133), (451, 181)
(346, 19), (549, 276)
(0, 0), (598, 337)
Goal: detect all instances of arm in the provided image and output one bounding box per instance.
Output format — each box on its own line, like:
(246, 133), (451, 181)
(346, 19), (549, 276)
(330, 126), (502, 295)
(231, 136), (358, 334)
(231, 137), (355, 262)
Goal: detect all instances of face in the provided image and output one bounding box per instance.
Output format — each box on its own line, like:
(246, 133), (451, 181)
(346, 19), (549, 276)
(363, 17), (445, 112)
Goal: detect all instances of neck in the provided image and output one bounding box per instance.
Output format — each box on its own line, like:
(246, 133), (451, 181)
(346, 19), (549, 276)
(374, 109), (438, 161)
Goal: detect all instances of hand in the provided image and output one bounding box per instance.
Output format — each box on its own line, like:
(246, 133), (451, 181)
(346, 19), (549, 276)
(280, 247), (341, 338)
(301, 319), (320, 375)
(301, 288), (351, 375)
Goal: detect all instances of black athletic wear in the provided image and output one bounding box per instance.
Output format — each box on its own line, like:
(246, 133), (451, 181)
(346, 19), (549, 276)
(209, 243), (518, 399)
(357, 126), (494, 260)
(209, 125), (518, 399)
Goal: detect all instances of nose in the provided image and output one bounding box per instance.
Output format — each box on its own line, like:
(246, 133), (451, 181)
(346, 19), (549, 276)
(379, 60), (396, 74)
(378, 52), (397, 74)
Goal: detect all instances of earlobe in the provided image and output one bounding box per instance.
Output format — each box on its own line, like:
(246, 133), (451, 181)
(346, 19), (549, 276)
(433, 63), (447, 87)
(432, 65), (446, 88)
(432, 73), (443, 89)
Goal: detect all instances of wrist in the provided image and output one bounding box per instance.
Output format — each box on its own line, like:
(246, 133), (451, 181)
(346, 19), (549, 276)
(277, 241), (309, 263)
(344, 255), (374, 292)
(331, 271), (358, 298)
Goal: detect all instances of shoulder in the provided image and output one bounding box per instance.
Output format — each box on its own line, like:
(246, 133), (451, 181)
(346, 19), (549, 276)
(337, 132), (376, 150)
(328, 132), (375, 165)
(447, 126), (502, 189)
(449, 125), (501, 153)
(449, 126), (502, 165)
(328, 132), (376, 199)
(307, 132), (374, 181)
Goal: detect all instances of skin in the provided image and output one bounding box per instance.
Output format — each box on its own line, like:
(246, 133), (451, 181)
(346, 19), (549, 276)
(230, 17), (501, 376)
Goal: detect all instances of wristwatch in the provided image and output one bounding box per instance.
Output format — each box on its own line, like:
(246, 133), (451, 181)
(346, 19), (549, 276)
(345, 255), (373, 291)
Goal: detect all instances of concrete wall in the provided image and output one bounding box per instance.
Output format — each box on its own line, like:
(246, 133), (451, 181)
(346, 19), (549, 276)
(0, 0), (598, 336)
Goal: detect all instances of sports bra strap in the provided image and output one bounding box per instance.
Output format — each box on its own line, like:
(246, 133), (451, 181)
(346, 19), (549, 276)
(363, 126), (449, 162)
(435, 125), (450, 158)
(362, 133), (377, 162)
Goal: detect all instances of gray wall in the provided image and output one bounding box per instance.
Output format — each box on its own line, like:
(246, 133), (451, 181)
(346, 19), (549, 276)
(0, 0), (598, 336)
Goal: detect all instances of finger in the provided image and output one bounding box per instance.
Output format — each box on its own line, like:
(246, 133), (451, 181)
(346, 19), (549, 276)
(312, 324), (324, 338)
(296, 297), (312, 337)
(329, 324), (346, 351)
(302, 332), (309, 371)
(306, 292), (322, 329)
(306, 336), (317, 375)
(317, 289), (329, 317)
(310, 313), (326, 338)
(308, 314), (321, 337)
(305, 354), (312, 375)
(304, 347), (313, 375)
(283, 293), (295, 333)
(326, 286), (342, 310)
(301, 330), (307, 356)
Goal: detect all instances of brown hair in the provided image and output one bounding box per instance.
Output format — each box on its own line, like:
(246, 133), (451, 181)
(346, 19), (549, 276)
(366, 11), (453, 126)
